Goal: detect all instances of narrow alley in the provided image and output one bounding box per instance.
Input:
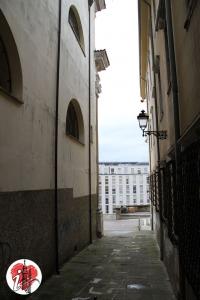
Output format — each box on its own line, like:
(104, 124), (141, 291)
(29, 220), (175, 300)
(1, 1), (200, 299)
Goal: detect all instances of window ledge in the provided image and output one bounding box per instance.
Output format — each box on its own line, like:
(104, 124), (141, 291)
(66, 133), (85, 146)
(0, 87), (23, 104)
(184, 0), (198, 30)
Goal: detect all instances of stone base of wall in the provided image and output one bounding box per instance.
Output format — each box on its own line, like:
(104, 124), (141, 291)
(0, 189), (97, 298)
(156, 221), (198, 300)
(162, 224), (180, 298)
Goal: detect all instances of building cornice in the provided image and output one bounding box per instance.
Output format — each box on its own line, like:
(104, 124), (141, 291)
(94, 49), (110, 72)
(95, 0), (106, 12)
(138, 0), (150, 99)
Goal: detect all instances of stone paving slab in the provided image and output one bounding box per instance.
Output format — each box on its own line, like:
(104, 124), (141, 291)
(29, 227), (176, 300)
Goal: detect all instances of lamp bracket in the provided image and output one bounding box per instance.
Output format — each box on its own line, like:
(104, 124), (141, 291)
(142, 130), (167, 140)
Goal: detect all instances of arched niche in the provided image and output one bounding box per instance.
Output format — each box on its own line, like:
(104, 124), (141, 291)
(0, 9), (23, 102)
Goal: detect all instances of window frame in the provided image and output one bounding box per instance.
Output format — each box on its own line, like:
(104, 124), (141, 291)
(66, 102), (79, 139)
(0, 36), (12, 93)
(66, 99), (84, 144)
(0, 10), (23, 103)
(68, 6), (85, 56)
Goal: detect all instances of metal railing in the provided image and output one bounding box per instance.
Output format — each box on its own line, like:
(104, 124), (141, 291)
(150, 140), (200, 298)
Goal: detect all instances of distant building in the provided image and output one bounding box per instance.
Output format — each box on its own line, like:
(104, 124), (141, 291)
(99, 162), (149, 214)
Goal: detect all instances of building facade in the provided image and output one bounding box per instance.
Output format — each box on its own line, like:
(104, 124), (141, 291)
(138, 1), (200, 299)
(0, 0), (107, 297)
(99, 162), (149, 215)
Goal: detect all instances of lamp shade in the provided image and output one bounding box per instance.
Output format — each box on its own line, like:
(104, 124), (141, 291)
(137, 110), (149, 130)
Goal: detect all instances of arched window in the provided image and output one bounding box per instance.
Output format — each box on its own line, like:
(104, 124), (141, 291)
(66, 102), (79, 139)
(69, 8), (80, 42)
(0, 37), (11, 92)
(68, 6), (85, 53)
(66, 99), (84, 143)
(0, 10), (23, 101)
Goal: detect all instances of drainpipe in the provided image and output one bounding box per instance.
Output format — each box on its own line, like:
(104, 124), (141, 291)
(54, 0), (62, 274)
(88, 0), (94, 244)
(141, 0), (164, 260)
(148, 114), (153, 231)
(164, 1), (185, 299)
(164, 0), (180, 142)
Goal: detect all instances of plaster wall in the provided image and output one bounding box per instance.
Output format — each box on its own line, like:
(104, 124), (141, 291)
(171, 1), (200, 136)
(0, 0), (97, 198)
(0, 0), (58, 192)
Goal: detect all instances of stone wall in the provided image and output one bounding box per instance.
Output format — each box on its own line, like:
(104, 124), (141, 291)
(0, 189), (97, 298)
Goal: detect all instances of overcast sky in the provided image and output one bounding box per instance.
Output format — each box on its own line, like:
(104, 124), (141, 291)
(95, 0), (148, 163)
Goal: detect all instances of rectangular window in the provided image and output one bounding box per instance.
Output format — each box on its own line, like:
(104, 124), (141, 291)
(105, 186), (109, 194)
(99, 187), (102, 195)
(112, 195), (116, 204)
(126, 185), (130, 194)
(105, 176), (109, 185)
(140, 185), (143, 193)
(112, 176), (116, 185)
(119, 176), (123, 184)
(106, 205), (109, 213)
(98, 196), (102, 208)
(104, 167), (109, 174)
(133, 199), (137, 204)
(133, 185), (137, 193)
(126, 176), (129, 184)
(119, 185), (123, 194)
(105, 197), (109, 204)
(112, 188), (116, 195)
(111, 168), (115, 174)
(137, 169), (141, 174)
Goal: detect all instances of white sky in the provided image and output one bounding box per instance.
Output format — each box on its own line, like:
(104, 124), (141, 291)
(95, 0), (148, 162)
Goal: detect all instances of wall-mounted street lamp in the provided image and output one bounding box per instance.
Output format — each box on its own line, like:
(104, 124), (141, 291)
(137, 110), (167, 140)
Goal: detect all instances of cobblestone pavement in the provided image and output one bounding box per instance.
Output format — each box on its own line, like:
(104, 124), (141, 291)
(29, 220), (176, 300)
